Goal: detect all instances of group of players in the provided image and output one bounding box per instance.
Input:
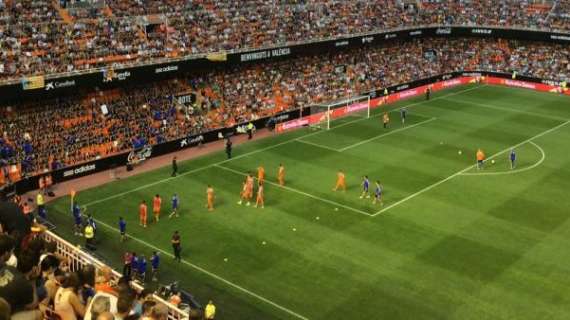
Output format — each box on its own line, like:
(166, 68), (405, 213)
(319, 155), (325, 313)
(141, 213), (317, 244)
(137, 193), (180, 228)
(333, 171), (384, 205)
(236, 164), (286, 209)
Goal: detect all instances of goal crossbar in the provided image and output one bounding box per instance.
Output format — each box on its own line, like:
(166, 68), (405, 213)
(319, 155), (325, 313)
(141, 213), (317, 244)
(311, 95), (371, 130)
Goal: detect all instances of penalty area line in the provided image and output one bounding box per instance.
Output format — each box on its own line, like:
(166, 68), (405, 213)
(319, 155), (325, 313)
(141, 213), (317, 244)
(86, 216), (310, 320)
(372, 120), (570, 216)
(214, 164), (373, 217)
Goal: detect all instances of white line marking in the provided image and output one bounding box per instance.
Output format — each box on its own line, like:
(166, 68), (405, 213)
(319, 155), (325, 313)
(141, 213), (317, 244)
(214, 164), (373, 217)
(338, 117), (437, 152)
(295, 138), (341, 151)
(85, 85), (485, 208)
(373, 120), (570, 216)
(443, 97), (568, 122)
(86, 216), (310, 320)
(461, 141), (546, 176)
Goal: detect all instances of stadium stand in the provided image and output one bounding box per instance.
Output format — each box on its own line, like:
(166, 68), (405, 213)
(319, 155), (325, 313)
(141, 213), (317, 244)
(0, 200), (188, 319)
(1, 37), (569, 181)
(0, 0), (566, 81)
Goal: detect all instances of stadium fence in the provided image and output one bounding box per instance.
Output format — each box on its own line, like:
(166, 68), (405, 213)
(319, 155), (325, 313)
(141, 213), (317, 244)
(41, 230), (190, 320)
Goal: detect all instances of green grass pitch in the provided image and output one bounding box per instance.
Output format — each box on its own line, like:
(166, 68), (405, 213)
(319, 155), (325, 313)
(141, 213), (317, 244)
(48, 84), (570, 320)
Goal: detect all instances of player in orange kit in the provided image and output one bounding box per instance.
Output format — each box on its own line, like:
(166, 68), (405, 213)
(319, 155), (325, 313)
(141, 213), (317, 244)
(255, 182), (264, 209)
(245, 174), (254, 206)
(333, 170), (346, 192)
(257, 166), (265, 184)
(206, 185), (215, 211)
(238, 177), (248, 205)
(139, 200), (148, 228)
(476, 148), (486, 170)
(277, 163), (285, 186)
(153, 194), (162, 223)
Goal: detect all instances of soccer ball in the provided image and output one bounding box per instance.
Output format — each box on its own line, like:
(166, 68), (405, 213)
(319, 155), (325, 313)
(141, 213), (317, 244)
(491, 160), (495, 164)
(458, 150), (462, 155)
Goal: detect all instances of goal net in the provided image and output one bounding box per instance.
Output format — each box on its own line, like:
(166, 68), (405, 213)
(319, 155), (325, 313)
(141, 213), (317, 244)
(309, 95), (371, 130)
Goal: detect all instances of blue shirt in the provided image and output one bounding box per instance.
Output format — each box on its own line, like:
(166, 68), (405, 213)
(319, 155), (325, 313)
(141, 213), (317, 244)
(119, 219), (126, 232)
(172, 195), (179, 209)
(131, 256), (139, 270)
(151, 254), (160, 269)
(375, 185), (382, 196)
(363, 179), (369, 191)
(73, 205), (82, 224)
(510, 151), (516, 161)
(138, 258), (147, 274)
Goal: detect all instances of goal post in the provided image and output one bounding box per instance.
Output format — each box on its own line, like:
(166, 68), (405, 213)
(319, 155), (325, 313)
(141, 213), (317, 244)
(310, 95), (371, 130)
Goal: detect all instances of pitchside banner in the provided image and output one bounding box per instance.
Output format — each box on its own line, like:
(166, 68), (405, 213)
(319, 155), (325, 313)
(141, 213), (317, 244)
(276, 76), (474, 133)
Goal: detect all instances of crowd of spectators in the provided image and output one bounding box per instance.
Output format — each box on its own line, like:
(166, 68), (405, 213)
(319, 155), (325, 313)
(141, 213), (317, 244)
(0, 0), (567, 80)
(1, 37), (569, 181)
(0, 199), (185, 320)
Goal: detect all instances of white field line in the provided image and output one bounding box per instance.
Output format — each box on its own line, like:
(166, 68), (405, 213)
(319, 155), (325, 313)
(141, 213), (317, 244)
(84, 216), (309, 320)
(295, 138), (341, 151)
(373, 120), (570, 216)
(443, 97), (569, 122)
(214, 164), (373, 217)
(338, 117), (437, 152)
(461, 141), (546, 176)
(85, 85), (486, 208)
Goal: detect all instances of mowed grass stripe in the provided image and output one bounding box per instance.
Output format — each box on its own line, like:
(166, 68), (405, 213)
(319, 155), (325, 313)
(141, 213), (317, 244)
(48, 84), (570, 320)
(374, 120), (570, 215)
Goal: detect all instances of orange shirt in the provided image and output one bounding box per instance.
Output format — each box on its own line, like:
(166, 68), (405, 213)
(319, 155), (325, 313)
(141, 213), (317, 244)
(139, 204), (147, 217)
(258, 167), (265, 180)
(476, 150), (485, 161)
(337, 172), (345, 183)
(207, 187), (214, 199)
(278, 166), (285, 177)
(246, 176), (254, 190)
(153, 196), (162, 211)
(383, 114), (389, 123)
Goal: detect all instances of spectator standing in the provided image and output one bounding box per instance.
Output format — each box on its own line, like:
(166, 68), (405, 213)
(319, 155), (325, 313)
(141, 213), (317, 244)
(54, 273), (86, 320)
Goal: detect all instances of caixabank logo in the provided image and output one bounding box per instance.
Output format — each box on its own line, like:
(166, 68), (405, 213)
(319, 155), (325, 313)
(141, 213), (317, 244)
(45, 80), (76, 91)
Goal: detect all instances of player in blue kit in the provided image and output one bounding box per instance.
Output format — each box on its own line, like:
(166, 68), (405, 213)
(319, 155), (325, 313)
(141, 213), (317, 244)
(131, 252), (139, 280)
(72, 203), (82, 236)
(151, 251), (160, 281)
(359, 176), (370, 199)
(373, 181), (383, 205)
(169, 193), (179, 219)
(510, 149), (516, 169)
(119, 217), (127, 242)
(138, 255), (147, 282)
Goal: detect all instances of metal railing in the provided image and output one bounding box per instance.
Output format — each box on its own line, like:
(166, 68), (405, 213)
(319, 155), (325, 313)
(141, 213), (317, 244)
(41, 230), (190, 320)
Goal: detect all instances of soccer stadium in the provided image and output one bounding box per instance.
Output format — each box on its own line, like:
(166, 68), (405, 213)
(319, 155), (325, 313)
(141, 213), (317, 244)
(2, 1), (570, 319)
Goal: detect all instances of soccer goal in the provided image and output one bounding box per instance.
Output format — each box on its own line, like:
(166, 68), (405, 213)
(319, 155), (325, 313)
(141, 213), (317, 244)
(310, 95), (371, 130)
